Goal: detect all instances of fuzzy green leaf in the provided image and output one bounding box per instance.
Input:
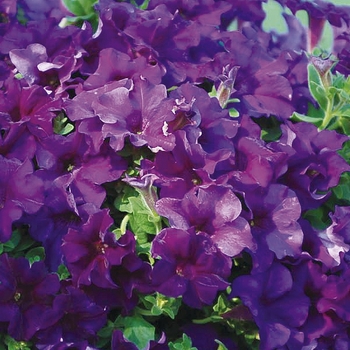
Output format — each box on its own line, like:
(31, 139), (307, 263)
(123, 316), (155, 349)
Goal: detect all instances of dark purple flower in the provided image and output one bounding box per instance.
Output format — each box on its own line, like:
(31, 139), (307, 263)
(142, 130), (227, 199)
(22, 176), (95, 271)
(61, 209), (132, 288)
(83, 253), (153, 313)
(328, 206), (350, 245)
(244, 184), (303, 262)
(36, 340), (96, 350)
(183, 323), (237, 350)
(93, 76), (176, 152)
(289, 259), (350, 348)
(9, 43), (77, 93)
(151, 228), (231, 308)
(83, 48), (164, 90)
(0, 155), (44, 242)
(35, 285), (107, 345)
(226, 135), (288, 191)
(231, 261), (310, 350)
(121, 4), (225, 87)
(156, 185), (254, 257)
(168, 82), (237, 153)
(0, 254), (60, 341)
(317, 267), (350, 323)
(35, 132), (127, 208)
(0, 80), (61, 140)
(271, 121), (350, 210)
(278, 0), (350, 52)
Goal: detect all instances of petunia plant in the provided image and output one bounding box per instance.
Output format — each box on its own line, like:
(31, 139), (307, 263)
(1, 0), (350, 349)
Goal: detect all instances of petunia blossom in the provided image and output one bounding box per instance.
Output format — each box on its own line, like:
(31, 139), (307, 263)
(151, 228), (231, 308)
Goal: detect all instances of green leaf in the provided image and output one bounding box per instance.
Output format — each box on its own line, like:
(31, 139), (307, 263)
(3, 230), (21, 252)
(62, 0), (98, 16)
(309, 82), (329, 111)
(123, 316), (155, 349)
(25, 247), (45, 265)
(57, 264), (71, 280)
(168, 334), (198, 350)
(332, 172), (350, 204)
(53, 113), (75, 136)
(254, 115), (282, 142)
(307, 64), (329, 110)
(291, 112), (323, 126)
(215, 340), (228, 350)
(140, 293), (182, 319)
(114, 184), (162, 245)
(303, 206), (332, 230)
(4, 335), (32, 350)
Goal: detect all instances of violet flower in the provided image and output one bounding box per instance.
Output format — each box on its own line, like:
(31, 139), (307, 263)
(156, 185), (254, 257)
(244, 184), (303, 262)
(93, 76), (176, 152)
(35, 284), (107, 346)
(142, 130), (224, 199)
(22, 176), (94, 272)
(9, 43), (77, 93)
(0, 254), (60, 341)
(0, 155), (44, 242)
(231, 261), (310, 350)
(35, 132), (127, 208)
(271, 121), (350, 210)
(61, 209), (133, 288)
(151, 228), (231, 308)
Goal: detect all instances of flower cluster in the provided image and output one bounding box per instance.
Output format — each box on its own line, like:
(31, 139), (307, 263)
(1, 0), (350, 349)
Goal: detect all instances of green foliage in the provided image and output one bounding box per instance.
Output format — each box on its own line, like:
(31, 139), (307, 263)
(114, 182), (162, 256)
(97, 314), (156, 349)
(253, 116), (282, 142)
(0, 335), (32, 350)
(138, 293), (182, 319)
(53, 113), (75, 136)
(25, 246), (45, 265)
(123, 315), (156, 349)
(214, 340), (228, 350)
(168, 334), (198, 350)
(0, 228), (43, 261)
(61, 0), (100, 33)
(296, 58), (350, 133)
(57, 264), (71, 280)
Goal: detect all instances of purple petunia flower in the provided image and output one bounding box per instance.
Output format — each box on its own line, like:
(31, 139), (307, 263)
(0, 254), (60, 341)
(0, 155), (44, 242)
(35, 283), (107, 345)
(93, 76), (176, 152)
(271, 121), (350, 210)
(35, 132), (127, 208)
(142, 130), (229, 199)
(156, 185), (255, 257)
(151, 228), (231, 308)
(244, 184), (303, 264)
(62, 209), (129, 288)
(22, 176), (97, 271)
(231, 261), (310, 350)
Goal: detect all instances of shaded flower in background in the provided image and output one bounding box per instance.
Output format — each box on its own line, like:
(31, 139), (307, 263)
(0, 254), (60, 341)
(35, 283), (106, 346)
